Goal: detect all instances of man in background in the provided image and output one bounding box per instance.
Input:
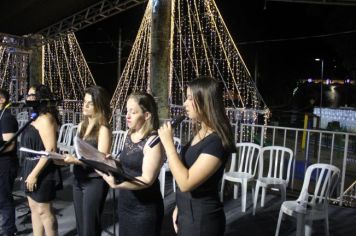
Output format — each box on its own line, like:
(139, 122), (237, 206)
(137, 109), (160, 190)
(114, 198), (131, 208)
(0, 88), (18, 236)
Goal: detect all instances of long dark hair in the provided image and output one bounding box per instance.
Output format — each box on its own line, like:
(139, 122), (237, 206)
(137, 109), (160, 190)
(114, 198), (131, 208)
(127, 92), (159, 138)
(32, 84), (59, 124)
(79, 86), (111, 141)
(0, 88), (10, 105)
(188, 77), (235, 152)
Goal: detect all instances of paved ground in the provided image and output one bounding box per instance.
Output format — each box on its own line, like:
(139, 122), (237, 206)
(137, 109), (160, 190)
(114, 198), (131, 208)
(10, 166), (356, 236)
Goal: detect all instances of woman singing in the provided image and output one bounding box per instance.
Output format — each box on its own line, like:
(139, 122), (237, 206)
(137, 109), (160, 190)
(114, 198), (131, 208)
(64, 85), (111, 236)
(158, 77), (235, 236)
(20, 84), (59, 236)
(99, 92), (164, 236)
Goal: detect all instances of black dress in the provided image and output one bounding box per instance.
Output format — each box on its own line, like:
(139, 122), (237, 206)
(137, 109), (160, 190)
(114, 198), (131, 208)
(176, 133), (229, 236)
(118, 134), (164, 236)
(20, 125), (56, 202)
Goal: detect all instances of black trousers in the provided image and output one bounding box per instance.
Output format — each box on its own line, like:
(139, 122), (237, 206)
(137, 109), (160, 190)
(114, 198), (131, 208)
(73, 177), (109, 236)
(0, 160), (18, 235)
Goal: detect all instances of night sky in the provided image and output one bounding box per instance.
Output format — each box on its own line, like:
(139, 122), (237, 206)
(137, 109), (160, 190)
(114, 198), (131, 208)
(74, 0), (356, 108)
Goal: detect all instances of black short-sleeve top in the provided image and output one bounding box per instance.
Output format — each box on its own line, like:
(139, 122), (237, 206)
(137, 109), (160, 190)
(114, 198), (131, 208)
(0, 109), (18, 160)
(180, 132), (229, 197)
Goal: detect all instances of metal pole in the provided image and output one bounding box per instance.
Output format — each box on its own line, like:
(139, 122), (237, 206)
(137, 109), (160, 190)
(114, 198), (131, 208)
(320, 59), (324, 126)
(315, 58), (324, 128)
(150, 0), (172, 120)
(30, 35), (43, 86)
(254, 52), (258, 86)
(117, 28), (122, 83)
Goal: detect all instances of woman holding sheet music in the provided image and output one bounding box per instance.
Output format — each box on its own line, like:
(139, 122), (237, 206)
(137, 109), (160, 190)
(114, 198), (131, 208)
(20, 84), (59, 236)
(63, 86), (111, 236)
(98, 92), (164, 236)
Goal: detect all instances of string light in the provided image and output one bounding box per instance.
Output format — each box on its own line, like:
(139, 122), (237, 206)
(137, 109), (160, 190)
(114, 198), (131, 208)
(43, 33), (96, 122)
(1, 0), (271, 134)
(109, 0), (270, 137)
(0, 46), (29, 101)
(314, 107), (356, 132)
(110, 0), (153, 125)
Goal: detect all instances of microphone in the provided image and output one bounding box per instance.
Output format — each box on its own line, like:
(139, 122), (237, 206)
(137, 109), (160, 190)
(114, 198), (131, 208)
(148, 115), (185, 148)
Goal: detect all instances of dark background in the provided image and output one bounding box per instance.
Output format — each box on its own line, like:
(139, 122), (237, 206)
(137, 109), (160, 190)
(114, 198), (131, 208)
(74, 0), (356, 108)
(1, 0), (356, 109)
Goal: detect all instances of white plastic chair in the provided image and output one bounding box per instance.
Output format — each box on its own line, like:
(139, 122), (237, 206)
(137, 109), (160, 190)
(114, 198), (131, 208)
(16, 111), (29, 121)
(111, 130), (127, 159)
(16, 111), (29, 142)
(253, 146), (294, 215)
(275, 163), (340, 236)
(59, 125), (78, 154)
(220, 142), (261, 212)
(57, 123), (74, 151)
(159, 137), (181, 197)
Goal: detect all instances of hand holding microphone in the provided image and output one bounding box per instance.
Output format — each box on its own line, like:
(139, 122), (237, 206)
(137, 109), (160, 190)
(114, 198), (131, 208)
(152, 115), (185, 148)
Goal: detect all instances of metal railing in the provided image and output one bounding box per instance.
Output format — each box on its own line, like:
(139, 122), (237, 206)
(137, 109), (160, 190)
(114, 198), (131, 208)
(239, 123), (356, 206)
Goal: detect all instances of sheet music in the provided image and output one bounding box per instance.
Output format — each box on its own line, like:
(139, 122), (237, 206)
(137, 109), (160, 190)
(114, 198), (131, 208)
(19, 147), (65, 160)
(74, 136), (117, 169)
(73, 136), (147, 185)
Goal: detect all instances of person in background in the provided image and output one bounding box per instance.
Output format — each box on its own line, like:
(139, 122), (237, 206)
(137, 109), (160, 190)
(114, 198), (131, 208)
(98, 92), (164, 236)
(26, 85), (37, 102)
(158, 77), (236, 236)
(20, 84), (59, 236)
(0, 89), (18, 236)
(64, 85), (111, 236)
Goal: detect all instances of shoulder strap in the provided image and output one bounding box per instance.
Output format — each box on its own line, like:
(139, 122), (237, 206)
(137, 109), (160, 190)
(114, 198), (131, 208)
(122, 130), (129, 147)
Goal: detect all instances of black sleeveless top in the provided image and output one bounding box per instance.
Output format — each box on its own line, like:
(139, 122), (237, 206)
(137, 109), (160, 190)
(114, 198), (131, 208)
(20, 125), (57, 202)
(73, 138), (100, 179)
(20, 125), (56, 177)
(119, 134), (162, 202)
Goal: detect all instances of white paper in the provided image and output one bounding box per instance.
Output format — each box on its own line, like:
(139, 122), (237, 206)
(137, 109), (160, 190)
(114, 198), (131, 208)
(19, 147), (65, 160)
(74, 136), (116, 168)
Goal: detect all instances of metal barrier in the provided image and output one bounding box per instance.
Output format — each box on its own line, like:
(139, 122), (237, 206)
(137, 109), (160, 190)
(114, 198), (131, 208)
(11, 106), (82, 125)
(240, 123), (356, 206)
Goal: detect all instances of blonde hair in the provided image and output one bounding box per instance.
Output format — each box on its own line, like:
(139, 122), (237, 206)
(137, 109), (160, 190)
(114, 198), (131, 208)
(127, 92), (159, 138)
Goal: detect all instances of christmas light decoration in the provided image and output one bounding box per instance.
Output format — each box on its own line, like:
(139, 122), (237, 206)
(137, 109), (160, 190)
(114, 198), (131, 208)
(110, 0), (269, 138)
(43, 33), (96, 122)
(111, 0), (268, 113)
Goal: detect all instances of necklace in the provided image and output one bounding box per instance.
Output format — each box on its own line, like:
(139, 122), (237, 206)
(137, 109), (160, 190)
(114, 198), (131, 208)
(192, 128), (213, 145)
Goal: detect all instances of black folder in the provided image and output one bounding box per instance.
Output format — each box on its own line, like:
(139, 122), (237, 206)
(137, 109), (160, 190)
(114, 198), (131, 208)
(74, 136), (146, 185)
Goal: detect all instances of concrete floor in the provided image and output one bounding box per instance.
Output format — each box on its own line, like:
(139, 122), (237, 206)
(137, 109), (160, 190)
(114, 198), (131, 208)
(11, 166), (356, 236)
